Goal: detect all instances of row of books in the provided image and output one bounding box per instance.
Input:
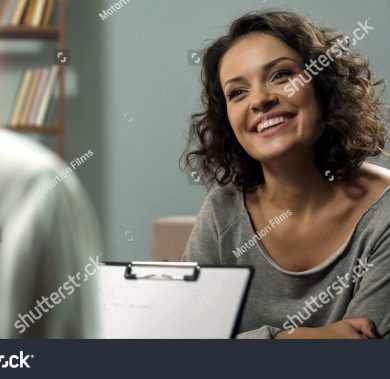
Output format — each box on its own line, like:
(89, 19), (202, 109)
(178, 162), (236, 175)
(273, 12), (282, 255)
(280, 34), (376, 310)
(9, 66), (59, 128)
(0, 0), (55, 27)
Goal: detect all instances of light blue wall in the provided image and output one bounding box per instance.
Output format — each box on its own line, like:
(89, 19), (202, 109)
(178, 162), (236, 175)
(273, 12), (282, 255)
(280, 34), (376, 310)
(1, 0), (389, 261)
(93, 0), (390, 261)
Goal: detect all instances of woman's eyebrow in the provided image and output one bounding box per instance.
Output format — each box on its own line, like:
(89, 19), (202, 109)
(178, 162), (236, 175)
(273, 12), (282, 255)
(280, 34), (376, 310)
(223, 56), (298, 89)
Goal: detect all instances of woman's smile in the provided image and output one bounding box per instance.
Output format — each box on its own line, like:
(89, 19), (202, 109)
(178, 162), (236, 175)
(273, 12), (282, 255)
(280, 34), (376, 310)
(250, 112), (298, 137)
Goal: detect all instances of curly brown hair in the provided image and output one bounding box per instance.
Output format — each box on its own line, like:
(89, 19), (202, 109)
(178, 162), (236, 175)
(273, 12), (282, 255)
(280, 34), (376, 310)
(181, 10), (388, 192)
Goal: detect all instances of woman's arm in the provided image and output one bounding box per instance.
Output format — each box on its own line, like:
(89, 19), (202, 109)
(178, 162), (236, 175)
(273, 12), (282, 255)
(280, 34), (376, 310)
(235, 326), (283, 339)
(182, 193), (220, 264)
(337, 227), (390, 339)
(274, 318), (380, 339)
(275, 225), (390, 339)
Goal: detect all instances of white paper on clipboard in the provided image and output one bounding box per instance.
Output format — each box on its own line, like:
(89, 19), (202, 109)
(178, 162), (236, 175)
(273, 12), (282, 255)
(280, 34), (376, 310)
(95, 262), (253, 339)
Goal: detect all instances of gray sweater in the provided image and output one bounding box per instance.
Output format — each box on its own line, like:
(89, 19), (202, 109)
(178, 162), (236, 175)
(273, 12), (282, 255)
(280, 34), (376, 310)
(182, 183), (390, 339)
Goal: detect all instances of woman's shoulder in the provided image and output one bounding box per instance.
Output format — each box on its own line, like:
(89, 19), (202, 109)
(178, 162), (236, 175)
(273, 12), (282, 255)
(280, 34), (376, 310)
(201, 183), (246, 228)
(360, 163), (390, 183)
(356, 163), (390, 196)
(342, 163), (390, 218)
(205, 182), (243, 207)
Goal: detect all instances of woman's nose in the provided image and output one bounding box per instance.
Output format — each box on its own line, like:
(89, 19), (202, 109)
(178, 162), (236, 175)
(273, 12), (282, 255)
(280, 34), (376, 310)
(249, 91), (279, 113)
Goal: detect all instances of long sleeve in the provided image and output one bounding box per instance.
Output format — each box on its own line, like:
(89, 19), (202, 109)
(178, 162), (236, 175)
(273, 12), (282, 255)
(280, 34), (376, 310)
(342, 225), (390, 339)
(235, 326), (282, 339)
(182, 193), (221, 264)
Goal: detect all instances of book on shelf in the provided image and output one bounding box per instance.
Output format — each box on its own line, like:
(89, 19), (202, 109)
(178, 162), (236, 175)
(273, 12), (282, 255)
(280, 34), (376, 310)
(0, 0), (17, 26)
(0, 1), (9, 19)
(30, 0), (46, 26)
(8, 65), (59, 128)
(23, 0), (37, 25)
(9, 69), (32, 126)
(42, 0), (54, 25)
(11, 0), (28, 26)
(28, 67), (49, 125)
(35, 65), (59, 127)
(20, 68), (41, 125)
(16, 68), (35, 125)
(0, 0), (55, 27)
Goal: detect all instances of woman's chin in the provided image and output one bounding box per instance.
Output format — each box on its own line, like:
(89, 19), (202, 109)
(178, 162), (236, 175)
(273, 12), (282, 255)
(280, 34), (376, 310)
(247, 144), (297, 162)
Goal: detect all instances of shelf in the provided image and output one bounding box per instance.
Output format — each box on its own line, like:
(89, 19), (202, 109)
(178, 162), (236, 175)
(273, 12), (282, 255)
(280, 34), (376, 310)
(2, 1), (66, 157)
(0, 26), (60, 40)
(1, 126), (60, 133)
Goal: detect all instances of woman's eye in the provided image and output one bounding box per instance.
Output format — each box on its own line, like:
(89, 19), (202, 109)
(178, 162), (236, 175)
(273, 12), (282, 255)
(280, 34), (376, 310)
(272, 70), (294, 82)
(227, 89), (245, 100)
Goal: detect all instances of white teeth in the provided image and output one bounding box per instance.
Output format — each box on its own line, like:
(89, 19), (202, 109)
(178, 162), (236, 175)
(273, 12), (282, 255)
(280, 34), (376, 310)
(256, 116), (290, 133)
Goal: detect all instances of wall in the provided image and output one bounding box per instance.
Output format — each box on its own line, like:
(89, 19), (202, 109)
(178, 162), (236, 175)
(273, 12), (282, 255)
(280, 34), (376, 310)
(1, 0), (389, 261)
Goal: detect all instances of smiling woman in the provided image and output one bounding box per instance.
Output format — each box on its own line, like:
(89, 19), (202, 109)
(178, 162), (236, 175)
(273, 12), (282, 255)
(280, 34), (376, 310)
(181, 10), (390, 339)
(181, 11), (387, 189)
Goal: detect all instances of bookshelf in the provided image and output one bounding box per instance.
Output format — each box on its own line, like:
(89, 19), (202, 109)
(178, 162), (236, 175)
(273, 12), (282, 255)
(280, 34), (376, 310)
(0, 25), (59, 39)
(0, 0), (66, 157)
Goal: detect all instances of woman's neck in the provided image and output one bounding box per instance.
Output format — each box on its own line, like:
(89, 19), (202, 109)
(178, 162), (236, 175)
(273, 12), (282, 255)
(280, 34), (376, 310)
(257, 154), (336, 215)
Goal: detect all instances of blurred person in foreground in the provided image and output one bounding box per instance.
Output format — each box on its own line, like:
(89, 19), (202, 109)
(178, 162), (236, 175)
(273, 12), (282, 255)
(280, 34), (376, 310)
(0, 129), (100, 338)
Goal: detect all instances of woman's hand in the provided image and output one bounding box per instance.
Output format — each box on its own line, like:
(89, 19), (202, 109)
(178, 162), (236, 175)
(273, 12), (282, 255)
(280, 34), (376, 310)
(274, 318), (380, 339)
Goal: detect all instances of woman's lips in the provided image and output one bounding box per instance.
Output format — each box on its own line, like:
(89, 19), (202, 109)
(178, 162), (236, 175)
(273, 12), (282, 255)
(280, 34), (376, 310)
(251, 114), (297, 138)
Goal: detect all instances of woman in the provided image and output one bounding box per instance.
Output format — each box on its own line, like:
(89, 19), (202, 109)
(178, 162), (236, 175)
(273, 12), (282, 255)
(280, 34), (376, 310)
(181, 10), (390, 339)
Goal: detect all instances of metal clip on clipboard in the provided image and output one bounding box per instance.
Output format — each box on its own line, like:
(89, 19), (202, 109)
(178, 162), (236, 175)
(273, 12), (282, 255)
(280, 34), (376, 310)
(124, 261), (200, 281)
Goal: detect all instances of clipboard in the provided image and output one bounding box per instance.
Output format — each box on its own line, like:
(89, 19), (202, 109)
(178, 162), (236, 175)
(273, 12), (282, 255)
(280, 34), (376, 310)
(96, 261), (253, 339)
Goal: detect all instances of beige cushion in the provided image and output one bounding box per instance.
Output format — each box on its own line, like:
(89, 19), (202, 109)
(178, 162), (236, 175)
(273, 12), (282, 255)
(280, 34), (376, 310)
(151, 216), (196, 261)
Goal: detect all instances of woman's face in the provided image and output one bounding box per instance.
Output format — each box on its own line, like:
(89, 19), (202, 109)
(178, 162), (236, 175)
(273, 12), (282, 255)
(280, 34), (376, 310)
(219, 32), (324, 163)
